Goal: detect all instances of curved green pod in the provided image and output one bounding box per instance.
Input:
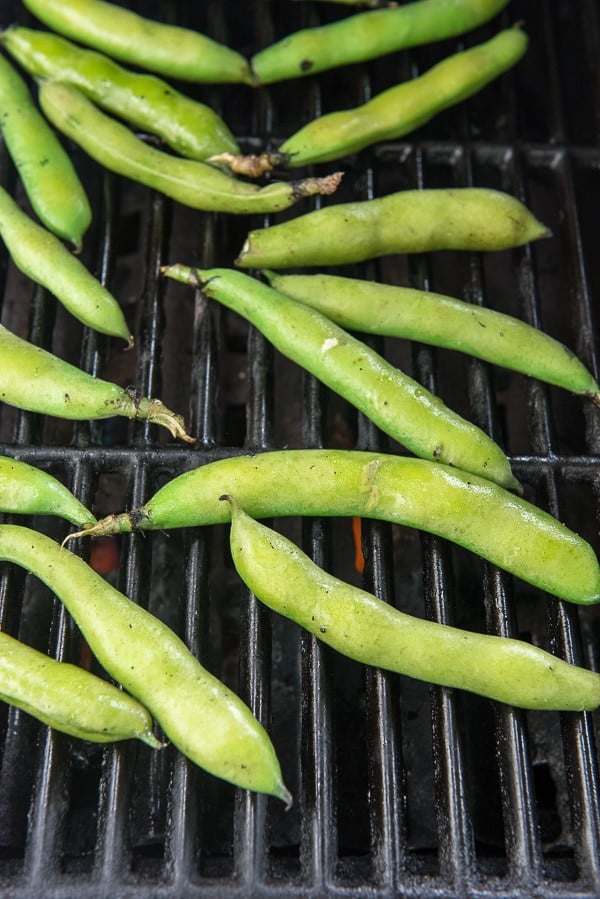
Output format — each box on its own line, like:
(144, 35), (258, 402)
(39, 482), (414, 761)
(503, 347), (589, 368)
(264, 272), (600, 403)
(38, 81), (342, 215)
(0, 455), (96, 527)
(0, 52), (91, 250)
(2, 26), (240, 162)
(236, 188), (551, 268)
(162, 265), (518, 490)
(225, 496), (600, 711)
(0, 630), (161, 745)
(276, 27), (526, 166)
(0, 324), (194, 443)
(66, 450), (600, 606)
(251, 0), (510, 84)
(0, 525), (290, 801)
(22, 0), (253, 85)
(0, 186), (132, 344)
(222, 28), (527, 173)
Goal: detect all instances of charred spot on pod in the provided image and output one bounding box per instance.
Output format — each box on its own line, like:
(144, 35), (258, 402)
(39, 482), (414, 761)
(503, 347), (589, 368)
(129, 508), (147, 531)
(300, 59), (313, 72)
(125, 385), (142, 411)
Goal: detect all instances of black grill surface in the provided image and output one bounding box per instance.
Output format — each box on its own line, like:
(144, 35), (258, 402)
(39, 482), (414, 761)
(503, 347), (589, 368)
(0, 1), (599, 896)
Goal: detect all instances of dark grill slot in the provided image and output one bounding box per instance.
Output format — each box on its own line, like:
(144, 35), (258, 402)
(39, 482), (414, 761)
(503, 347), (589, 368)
(1, 0), (599, 895)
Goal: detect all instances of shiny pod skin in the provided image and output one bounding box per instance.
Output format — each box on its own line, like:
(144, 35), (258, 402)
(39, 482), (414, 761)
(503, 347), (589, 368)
(67, 450), (600, 606)
(2, 26), (240, 162)
(0, 186), (132, 344)
(0, 51), (91, 249)
(0, 525), (290, 801)
(235, 188), (551, 268)
(162, 265), (518, 490)
(251, 0), (510, 84)
(22, 0), (253, 84)
(264, 272), (600, 403)
(0, 630), (161, 745)
(0, 324), (194, 443)
(224, 497), (600, 711)
(38, 82), (342, 215)
(0, 454), (96, 527)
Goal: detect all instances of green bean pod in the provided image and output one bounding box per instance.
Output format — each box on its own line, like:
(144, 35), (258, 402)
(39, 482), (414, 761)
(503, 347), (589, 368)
(251, 0), (510, 84)
(0, 51), (91, 250)
(223, 496), (600, 711)
(264, 272), (600, 403)
(162, 265), (517, 489)
(0, 324), (194, 443)
(236, 188), (551, 268)
(0, 186), (132, 344)
(220, 28), (527, 173)
(0, 525), (290, 801)
(66, 450), (600, 606)
(22, 0), (253, 85)
(1, 26), (240, 163)
(0, 630), (161, 745)
(0, 454), (96, 527)
(38, 81), (342, 215)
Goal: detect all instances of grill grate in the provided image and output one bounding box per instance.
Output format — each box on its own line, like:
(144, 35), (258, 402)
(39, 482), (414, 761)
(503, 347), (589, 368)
(1, 0), (599, 896)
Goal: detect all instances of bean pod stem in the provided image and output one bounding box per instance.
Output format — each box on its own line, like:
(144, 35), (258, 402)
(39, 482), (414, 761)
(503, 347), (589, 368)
(235, 188), (550, 268)
(0, 454), (97, 527)
(65, 450), (600, 606)
(0, 630), (161, 746)
(264, 271), (600, 403)
(0, 324), (194, 442)
(223, 495), (600, 711)
(0, 525), (291, 801)
(162, 265), (518, 489)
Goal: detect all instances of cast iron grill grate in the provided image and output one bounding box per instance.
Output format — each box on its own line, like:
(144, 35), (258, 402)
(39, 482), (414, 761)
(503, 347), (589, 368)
(0, 0), (599, 896)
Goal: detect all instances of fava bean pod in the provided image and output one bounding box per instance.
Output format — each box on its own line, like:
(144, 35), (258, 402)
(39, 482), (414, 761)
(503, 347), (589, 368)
(224, 496), (600, 711)
(0, 454), (97, 527)
(65, 450), (600, 606)
(264, 272), (600, 403)
(0, 630), (161, 746)
(0, 324), (194, 442)
(0, 525), (290, 801)
(236, 188), (550, 268)
(162, 265), (518, 489)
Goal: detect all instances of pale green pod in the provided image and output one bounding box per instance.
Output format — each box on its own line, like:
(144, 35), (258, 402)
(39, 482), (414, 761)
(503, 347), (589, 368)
(66, 450), (600, 606)
(251, 0), (511, 84)
(0, 630), (161, 745)
(222, 28), (527, 174)
(0, 525), (291, 801)
(0, 324), (194, 442)
(0, 454), (96, 527)
(0, 186), (132, 344)
(0, 51), (91, 249)
(264, 272), (600, 403)
(277, 29), (527, 166)
(2, 26), (240, 162)
(38, 82), (342, 215)
(162, 265), (518, 490)
(22, 0), (253, 84)
(236, 188), (551, 268)
(224, 496), (600, 711)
